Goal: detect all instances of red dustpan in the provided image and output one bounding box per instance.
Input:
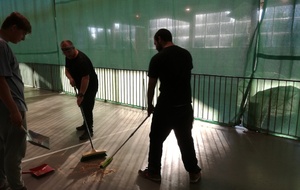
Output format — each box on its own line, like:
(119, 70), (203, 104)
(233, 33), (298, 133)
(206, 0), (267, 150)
(22, 164), (54, 177)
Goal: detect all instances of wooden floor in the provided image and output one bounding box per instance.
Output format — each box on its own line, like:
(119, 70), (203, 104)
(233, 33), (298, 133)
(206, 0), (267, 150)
(22, 87), (300, 190)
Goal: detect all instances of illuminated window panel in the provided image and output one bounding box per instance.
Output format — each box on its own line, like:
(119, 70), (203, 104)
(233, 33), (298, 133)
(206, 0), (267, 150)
(149, 18), (190, 48)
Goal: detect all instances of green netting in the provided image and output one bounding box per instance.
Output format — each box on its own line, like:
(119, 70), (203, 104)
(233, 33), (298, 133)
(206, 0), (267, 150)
(0, 0), (259, 75)
(244, 0), (300, 136)
(0, 0), (58, 64)
(3, 0), (300, 138)
(256, 0), (300, 80)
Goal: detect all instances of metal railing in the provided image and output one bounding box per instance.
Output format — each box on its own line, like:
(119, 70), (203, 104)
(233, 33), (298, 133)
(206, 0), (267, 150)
(244, 78), (300, 139)
(20, 63), (300, 140)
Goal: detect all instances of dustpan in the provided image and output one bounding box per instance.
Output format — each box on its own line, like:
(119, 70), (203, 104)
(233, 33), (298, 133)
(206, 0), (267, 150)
(22, 127), (50, 150)
(22, 164), (55, 177)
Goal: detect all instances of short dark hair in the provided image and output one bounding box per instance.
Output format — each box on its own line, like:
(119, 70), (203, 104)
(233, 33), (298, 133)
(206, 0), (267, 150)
(1, 12), (31, 34)
(60, 40), (74, 47)
(154, 28), (172, 42)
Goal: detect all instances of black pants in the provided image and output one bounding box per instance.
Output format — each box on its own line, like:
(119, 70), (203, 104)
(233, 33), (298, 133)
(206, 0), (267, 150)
(80, 82), (98, 132)
(148, 104), (201, 174)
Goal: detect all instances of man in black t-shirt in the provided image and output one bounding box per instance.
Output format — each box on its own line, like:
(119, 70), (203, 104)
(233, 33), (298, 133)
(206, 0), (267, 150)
(138, 29), (201, 183)
(61, 40), (98, 141)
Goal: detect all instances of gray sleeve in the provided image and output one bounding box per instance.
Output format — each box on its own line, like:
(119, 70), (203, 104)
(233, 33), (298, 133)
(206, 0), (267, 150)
(0, 40), (13, 77)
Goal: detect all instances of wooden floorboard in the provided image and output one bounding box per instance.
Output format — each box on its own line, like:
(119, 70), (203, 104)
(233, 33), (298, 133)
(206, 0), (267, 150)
(21, 87), (300, 190)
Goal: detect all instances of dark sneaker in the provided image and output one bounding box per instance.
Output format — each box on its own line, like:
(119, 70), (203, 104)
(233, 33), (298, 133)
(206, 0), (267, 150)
(79, 131), (93, 140)
(76, 125), (85, 131)
(189, 172), (201, 183)
(138, 169), (161, 183)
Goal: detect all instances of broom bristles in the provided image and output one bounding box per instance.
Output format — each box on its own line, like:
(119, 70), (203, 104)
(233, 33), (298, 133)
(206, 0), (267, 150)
(80, 149), (107, 162)
(100, 157), (113, 168)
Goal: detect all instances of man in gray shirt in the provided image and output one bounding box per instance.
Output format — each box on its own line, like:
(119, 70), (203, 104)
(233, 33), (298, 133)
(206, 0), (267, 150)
(0, 12), (32, 190)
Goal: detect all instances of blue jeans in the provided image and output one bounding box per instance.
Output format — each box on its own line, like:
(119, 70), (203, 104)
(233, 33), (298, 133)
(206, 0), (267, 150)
(147, 104), (201, 174)
(0, 107), (26, 190)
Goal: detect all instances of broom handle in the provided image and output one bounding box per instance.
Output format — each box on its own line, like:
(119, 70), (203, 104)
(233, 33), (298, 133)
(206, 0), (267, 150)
(74, 87), (95, 149)
(110, 116), (149, 158)
(80, 106), (95, 149)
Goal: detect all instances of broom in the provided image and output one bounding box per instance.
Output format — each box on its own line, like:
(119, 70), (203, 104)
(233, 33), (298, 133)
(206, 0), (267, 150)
(100, 115), (149, 168)
(74, 87), (107, 161)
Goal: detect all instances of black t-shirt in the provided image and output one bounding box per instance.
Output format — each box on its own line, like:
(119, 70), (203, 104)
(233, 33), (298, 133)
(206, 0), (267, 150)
(148, 45), (193, 107)
(65, 50), (98, 90)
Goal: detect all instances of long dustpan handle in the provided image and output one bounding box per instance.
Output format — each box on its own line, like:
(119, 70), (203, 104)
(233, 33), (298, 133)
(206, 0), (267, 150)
(22, 171), (32, 174)
(74, 87), (95, 149)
